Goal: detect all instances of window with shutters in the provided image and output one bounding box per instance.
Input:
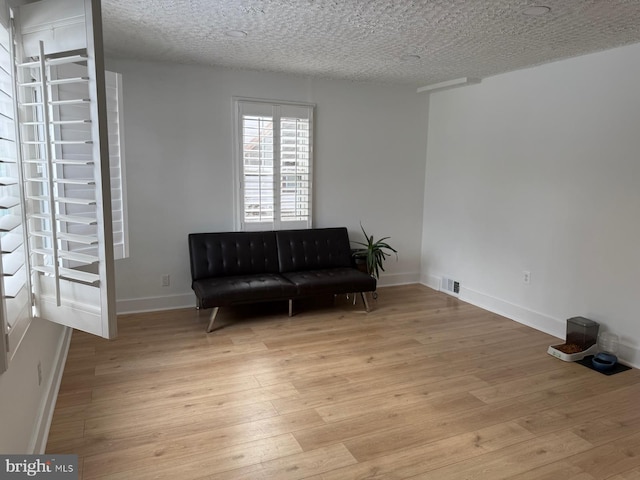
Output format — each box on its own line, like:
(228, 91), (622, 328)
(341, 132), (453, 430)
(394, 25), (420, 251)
(0, 0), (120, 373)
(234, 98), (314, 231)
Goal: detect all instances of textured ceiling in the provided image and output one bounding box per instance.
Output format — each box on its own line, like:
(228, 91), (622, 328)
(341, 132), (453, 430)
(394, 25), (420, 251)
(101, 0), (640, 87)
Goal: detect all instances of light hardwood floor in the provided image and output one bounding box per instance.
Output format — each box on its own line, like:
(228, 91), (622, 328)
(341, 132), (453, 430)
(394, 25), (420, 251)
(47, 284), (640, 479)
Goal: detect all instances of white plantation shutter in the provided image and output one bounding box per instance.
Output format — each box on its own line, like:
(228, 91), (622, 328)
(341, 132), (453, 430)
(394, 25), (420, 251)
(105, 71), (128, 260)
(0, 11), (29, 368)
(16, 0), (116, 338)
(235, 98), (314, 231)
(45, 63), (128, 263)
(280, 108), (311, 223)
(241, 103), (274, 225)
(1, 0), (117, 372)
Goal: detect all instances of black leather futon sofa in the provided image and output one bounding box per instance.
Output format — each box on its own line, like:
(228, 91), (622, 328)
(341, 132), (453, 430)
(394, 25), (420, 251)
(188, 227), (377, 332)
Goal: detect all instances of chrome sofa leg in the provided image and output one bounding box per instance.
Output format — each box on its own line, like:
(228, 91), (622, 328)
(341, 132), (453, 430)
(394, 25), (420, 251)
(360, 292), (370, 312)
(206, 307), (219, 333)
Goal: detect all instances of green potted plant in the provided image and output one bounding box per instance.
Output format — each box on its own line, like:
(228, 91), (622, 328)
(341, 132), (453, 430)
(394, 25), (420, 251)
(351, 223), (398, 279)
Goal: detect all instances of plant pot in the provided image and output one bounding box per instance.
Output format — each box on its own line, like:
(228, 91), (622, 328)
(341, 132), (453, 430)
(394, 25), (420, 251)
(353, 256), (369, 274)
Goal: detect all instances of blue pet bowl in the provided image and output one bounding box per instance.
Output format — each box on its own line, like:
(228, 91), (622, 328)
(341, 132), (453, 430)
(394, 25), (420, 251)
(592, 352), (617, 372)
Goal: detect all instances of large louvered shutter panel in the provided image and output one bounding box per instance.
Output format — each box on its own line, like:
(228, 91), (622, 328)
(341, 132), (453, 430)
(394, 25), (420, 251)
(10, 0), (116, 339)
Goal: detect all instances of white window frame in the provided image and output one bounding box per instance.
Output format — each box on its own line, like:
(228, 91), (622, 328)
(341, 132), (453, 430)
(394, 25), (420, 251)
(233, 97), (314, 231)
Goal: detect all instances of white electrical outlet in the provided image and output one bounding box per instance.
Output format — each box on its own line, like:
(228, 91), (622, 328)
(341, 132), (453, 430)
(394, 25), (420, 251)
(161, 274), (170, 287)
(523, 271), (531, 284)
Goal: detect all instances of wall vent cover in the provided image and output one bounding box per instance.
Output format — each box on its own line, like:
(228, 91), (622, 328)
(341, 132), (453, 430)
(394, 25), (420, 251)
(441, 276), (460, 296)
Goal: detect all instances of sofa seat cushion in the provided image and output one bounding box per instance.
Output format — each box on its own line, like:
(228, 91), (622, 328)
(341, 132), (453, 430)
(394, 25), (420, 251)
(282, 268), (376, 296)
(192, 274), (297, 309)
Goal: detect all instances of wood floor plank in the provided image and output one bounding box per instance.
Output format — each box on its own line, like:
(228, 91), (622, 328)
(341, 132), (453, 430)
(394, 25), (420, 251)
(83, 433), (302, 480)
(606, 467), (640, 479)
(572, 407), (640, 446)
(517, 383), (640, 437)
(337, 372), (638, 462)
(90, 372), (262, 404)
(82, 413), (318, 478)
(207, 443), (357, 480)
(79, 409), (323, 460)
(46, 284), (640, 479)
(74, 381), (298, 422)
(404, 431), (594, 480)
(93, 341), (269, 376)
(303, 421), (535, 480)
(469, 364), (587, 403)
(294, 392), (486, 452)
(566, 431), (640, 480)
(84, 399), (279, 440)
(314, 374), (490, 422)
(507, 461), (596, 480)
(271, 363), (453, 416)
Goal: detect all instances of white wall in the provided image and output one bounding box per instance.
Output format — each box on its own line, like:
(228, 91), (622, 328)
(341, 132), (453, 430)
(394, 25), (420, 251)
(106, 59), (429, 312)
(422, 42), (640, 366)
(0, 320), (68, 453)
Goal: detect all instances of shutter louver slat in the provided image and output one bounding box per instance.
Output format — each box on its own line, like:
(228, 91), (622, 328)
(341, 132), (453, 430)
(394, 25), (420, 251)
(2, 247), (24, 275)
(0, 214), (20, 231)
(31, 248), (99, 265)
(0, 195), (19, 208)
(1, 234), (22, 253)
(57, 231), (98, 245)
(32, 265), (99, 285)
(57, 214), (96, 225)
(3, 267), (26, 298)
(0, 176), (17, 185)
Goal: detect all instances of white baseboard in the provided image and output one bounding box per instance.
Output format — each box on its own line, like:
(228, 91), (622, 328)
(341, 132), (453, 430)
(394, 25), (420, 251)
(421, 275), (640, 368)
(378, 271), (420, 287)
(116, 292), (196, 315)
(420, 272), (441, 290)
(460, 286), (565, 340)
(462, 286), (640, 368)
(29, 326), (72, 454)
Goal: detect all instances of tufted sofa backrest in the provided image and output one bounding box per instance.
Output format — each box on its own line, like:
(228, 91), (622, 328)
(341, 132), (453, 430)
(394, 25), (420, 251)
(188, 231), (280, 280)
(276, 227), (352, 273)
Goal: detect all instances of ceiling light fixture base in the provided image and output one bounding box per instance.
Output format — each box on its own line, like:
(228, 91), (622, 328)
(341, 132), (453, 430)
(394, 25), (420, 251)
(417, 77), (481, 94)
